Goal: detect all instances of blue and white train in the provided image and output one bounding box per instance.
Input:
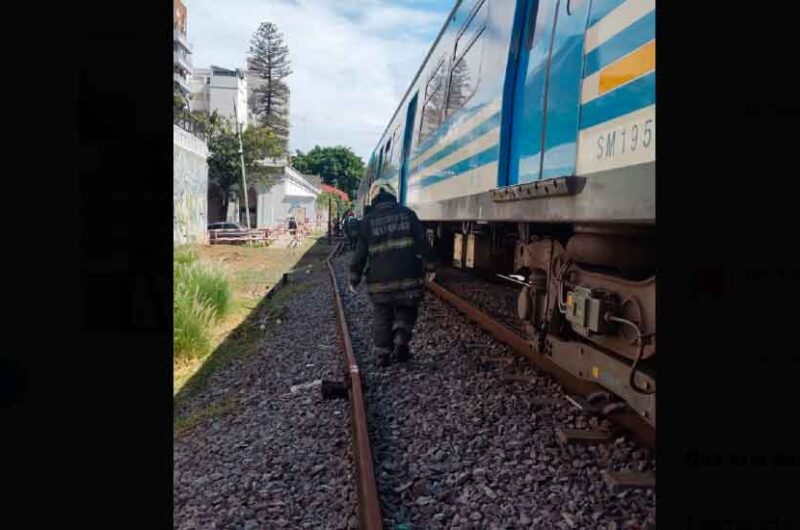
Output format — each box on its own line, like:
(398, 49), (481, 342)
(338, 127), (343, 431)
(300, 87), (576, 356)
(357, 0), (656, 425)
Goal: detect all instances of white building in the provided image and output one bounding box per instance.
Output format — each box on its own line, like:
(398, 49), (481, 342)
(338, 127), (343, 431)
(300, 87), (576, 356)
(254, 166), (324, 229)
(220, 164), (328, 232)
(190, 66), (249, 131)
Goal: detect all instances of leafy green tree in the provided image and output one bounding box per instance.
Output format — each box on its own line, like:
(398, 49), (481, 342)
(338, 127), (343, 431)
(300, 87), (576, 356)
(174, 88), (191, 126)
(206, 114), (284, 217)
(293, 146), (364, 198)
(189, 110), (224, 142)
(174, 88), (186, 114)
(207, 123), (241, 218)
(242, 125), (285, 184)
(315, 191), (351, 226)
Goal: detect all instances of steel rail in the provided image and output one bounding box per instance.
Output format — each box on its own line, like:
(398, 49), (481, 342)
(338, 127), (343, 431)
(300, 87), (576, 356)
(326, 242), (383, 529)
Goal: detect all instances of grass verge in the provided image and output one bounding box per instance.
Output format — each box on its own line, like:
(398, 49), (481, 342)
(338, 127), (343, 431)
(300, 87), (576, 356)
(175, 280), (314, 406)
(173, 236), (328, 400)
(173, 250), (231, 361)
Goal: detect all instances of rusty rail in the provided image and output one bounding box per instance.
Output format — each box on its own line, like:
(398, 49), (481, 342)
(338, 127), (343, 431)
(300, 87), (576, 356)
(326, 242), (383, 530)
(426, 280), (655, 449)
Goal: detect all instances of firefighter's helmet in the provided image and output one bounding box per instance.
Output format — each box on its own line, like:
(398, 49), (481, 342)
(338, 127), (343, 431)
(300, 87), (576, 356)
(368, 179), (397, 204)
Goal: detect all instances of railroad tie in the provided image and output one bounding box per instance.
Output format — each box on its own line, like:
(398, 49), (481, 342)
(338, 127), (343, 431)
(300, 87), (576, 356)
(556, 428), (615, 446)
(502, 374), (535, 385)
(479, 355), (514, 364)
(602, 470), (656, 491)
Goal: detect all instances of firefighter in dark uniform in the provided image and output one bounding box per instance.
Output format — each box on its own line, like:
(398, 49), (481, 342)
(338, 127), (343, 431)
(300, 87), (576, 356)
(348, 180), (436, 366)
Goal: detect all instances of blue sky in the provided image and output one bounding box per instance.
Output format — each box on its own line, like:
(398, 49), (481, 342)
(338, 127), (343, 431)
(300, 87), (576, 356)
(185, 0), (456, 161)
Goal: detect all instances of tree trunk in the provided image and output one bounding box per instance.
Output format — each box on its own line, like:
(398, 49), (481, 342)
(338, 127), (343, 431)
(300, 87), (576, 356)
(221, 195), (229, 223)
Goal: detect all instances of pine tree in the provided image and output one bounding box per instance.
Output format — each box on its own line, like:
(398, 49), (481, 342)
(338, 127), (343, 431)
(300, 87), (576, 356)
(247, 22), (292, 149)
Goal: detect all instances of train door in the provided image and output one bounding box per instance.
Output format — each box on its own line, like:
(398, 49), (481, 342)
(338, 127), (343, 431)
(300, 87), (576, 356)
(399, 93), (418, 206)
(541, 0), (591, 178)
(500, 0), (559, 186)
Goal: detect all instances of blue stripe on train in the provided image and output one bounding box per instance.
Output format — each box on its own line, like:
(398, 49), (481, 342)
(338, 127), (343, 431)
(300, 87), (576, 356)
(407, 143), (500, 190)
(412, 100), (492, 161)
(410, 111), (502, 175)
(579, 71), (655, 129)
(583, 10), (655, 78)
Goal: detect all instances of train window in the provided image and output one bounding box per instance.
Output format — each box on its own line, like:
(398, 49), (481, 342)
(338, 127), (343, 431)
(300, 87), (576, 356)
(420, 86), (446, 141)
(454, 0), (488, 62)
(446, 1), (487, 117)
(382, 135), (393, 173)
(419, 59), (448, 142)
(391, 127), (401, 163)
(424, 60), (446, 100)
(446, 38), (485, 116)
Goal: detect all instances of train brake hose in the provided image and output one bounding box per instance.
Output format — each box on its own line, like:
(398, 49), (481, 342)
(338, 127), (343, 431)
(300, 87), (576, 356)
(605, 314), (656, 395)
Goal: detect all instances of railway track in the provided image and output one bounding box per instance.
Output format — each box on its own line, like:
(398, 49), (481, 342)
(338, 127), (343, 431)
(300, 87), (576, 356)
(433, 267), (656, 450)
(327, 245), (655, 529)
(326, 242), (382, 530)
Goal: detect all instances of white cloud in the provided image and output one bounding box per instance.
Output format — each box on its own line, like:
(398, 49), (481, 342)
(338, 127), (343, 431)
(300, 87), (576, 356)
(185, 0), (450, 161)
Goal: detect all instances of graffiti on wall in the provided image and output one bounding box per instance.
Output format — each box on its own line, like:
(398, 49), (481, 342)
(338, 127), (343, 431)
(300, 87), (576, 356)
(174, 127), (209, 244)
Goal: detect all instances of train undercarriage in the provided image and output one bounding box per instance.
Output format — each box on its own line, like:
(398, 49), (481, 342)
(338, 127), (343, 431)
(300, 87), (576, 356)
(425, 220), (656, 427)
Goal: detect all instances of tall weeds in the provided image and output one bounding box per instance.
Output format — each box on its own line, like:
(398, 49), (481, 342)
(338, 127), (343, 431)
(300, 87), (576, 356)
(173, 248), (230, 360)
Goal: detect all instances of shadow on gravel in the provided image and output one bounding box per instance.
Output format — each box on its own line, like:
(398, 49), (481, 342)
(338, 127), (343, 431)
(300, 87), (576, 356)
(174, 237), (343, 424)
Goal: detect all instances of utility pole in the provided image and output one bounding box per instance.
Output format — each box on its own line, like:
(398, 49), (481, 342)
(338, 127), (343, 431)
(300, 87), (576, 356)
(332, 179), (339, 239)
(233, 98), (250, 229)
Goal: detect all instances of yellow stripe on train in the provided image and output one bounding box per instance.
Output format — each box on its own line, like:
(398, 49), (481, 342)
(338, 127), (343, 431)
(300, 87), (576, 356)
(581, 39), (655, 105)
(599, 40), (655, 96)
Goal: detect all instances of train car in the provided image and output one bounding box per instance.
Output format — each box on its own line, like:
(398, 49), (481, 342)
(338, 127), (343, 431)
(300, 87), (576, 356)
(360, 0), (655, 426)
(355, 154), (374, 218)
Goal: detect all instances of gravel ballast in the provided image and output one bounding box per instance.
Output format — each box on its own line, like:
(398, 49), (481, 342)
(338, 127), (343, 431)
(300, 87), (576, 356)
(334, 253), (656, 530)
(174, 261), (358, 530)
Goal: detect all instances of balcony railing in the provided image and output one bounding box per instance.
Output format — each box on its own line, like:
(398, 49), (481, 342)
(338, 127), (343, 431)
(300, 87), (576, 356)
(174, 50), (193, 72)
(260, 156), (289, 167)
(174, 72), (192, 94)
(174, 29), (191, 49)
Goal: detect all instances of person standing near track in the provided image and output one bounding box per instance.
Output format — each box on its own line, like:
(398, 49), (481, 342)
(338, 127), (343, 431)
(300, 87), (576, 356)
(344, 211), (360, 250)
(348, 179), (436, 367)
